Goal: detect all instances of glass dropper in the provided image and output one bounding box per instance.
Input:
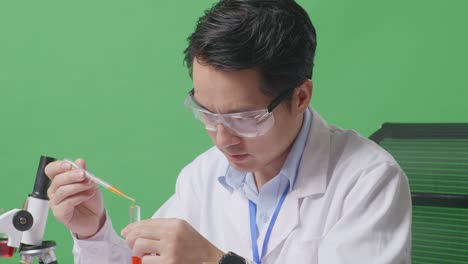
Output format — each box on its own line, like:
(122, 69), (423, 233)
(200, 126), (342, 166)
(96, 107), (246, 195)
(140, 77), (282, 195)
(64, 159), (135, 203)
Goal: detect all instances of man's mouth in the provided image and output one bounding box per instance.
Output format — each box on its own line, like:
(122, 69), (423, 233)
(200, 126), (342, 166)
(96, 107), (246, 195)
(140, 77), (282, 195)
(226, 153), (249, 161)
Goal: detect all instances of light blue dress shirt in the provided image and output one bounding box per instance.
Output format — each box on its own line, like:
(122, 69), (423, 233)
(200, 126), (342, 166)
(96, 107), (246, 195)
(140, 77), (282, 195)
(218, 107), (312, 232)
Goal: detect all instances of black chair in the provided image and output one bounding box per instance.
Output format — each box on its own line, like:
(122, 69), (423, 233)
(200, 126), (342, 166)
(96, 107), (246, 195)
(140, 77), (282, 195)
(370, 123), (468, 264)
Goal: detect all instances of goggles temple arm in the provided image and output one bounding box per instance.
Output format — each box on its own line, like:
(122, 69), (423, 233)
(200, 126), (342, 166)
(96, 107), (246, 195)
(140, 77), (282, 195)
(266, 88), (295, 113)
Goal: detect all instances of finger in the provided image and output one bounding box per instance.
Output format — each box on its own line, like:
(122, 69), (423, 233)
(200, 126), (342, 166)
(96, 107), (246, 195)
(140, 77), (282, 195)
(47, 169), (89, 195)
(44, 160), (73, 180)
(49, 178), (97, 206)
(125, 225), (165, 249)
(74, 158), (87, 170)
(124, 219), (186, 251)
(133, 238), (162, 257)
(141, 254), (162, 264)
(51, 188), (97, 219)
(122, 218), (175, 238)
(122, 219), (169, 241)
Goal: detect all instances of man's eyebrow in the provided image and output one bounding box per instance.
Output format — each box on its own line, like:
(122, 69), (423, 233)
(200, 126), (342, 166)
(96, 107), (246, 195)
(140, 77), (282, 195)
(226, 106), (257, 113)
(192, 95), (210, 111)
(193, 96), (258, 114)
(192, 89), (259, 113)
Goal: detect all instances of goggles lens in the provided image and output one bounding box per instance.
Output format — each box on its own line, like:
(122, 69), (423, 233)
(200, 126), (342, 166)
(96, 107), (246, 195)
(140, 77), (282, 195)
(184, 94), (275, 138)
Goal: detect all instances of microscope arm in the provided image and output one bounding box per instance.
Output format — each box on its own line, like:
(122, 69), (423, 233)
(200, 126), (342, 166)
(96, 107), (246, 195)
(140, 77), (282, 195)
(0, 209), (33, 248)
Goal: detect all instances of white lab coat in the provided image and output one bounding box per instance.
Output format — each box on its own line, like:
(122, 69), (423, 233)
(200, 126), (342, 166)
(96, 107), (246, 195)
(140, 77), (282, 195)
(73, 109), (412, 264)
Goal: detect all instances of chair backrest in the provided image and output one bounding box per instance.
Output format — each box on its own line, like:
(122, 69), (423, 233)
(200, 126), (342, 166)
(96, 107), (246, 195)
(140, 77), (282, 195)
(369, 123), (468, 264)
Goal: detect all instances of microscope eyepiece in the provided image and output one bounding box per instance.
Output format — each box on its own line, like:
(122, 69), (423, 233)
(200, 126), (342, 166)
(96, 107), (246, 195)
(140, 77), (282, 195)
(31, 156), (56, 200)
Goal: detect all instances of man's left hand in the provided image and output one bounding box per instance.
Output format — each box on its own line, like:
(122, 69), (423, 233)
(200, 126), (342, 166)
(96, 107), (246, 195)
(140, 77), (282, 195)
(121, 218), (224, 264)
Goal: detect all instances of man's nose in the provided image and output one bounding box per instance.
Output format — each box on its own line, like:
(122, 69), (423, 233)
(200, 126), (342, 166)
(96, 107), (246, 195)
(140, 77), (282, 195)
(215, 124), (241, 148)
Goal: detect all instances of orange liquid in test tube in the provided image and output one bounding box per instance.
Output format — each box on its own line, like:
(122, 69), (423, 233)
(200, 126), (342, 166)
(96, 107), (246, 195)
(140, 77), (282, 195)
(132, 256), (142, 264)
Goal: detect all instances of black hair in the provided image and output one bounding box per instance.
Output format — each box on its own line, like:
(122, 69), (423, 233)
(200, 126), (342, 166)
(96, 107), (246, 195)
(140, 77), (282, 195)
(184, 0), (317, 98)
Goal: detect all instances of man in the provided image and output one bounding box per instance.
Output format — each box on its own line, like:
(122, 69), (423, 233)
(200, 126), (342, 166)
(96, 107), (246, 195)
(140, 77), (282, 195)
(45, 0), (411, 263)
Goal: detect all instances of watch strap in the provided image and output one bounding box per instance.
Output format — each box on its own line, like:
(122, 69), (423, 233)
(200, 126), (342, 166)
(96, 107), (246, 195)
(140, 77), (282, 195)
(218, 251), (247, 264)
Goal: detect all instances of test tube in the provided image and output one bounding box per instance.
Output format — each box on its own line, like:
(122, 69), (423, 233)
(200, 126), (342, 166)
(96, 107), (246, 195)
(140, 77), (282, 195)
(129, 205), (141, 264)
(129, 204), (141, 224)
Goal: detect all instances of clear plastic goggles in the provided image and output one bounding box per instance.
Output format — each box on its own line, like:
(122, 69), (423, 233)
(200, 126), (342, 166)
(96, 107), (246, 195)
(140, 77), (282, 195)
(185, 88), (293, 138)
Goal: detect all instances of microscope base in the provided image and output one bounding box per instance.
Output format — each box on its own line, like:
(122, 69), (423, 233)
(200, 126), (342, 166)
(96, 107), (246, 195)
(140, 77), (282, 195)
(19, 241), (58, 264)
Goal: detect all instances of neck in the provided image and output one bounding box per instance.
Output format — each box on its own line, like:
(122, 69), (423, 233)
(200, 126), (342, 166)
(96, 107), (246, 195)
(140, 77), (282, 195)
(253, 149), (291, 190)
(253, 110), (306, 190)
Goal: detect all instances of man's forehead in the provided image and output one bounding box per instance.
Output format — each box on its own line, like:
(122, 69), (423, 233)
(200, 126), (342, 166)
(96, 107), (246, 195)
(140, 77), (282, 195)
(193, 59), (261, 86)
(192, 86), (263, 114)
(191, 59), (272, 113)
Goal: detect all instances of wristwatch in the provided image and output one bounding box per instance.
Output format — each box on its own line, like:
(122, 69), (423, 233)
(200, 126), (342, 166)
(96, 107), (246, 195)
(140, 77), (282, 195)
(218, 251), (247, 264)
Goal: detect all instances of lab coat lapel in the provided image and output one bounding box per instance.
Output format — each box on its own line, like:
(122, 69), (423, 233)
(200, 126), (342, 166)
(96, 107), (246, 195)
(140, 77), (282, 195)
(261, 108), (331, 259)
(292, 108), (330, 198)
(258, 194), (300, 258)
(225, 189), (251, 245)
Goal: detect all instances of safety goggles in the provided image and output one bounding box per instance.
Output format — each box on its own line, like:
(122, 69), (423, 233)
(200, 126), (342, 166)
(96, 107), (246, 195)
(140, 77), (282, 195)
(184, 88), (293, 138)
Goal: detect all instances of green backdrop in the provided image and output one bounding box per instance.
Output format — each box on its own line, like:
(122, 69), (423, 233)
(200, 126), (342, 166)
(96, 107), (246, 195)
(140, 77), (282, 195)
(1, 0), (467, 263)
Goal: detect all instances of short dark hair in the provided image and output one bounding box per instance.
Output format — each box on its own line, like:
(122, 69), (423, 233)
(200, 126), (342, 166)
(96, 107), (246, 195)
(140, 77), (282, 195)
(184, 0), (317, 98)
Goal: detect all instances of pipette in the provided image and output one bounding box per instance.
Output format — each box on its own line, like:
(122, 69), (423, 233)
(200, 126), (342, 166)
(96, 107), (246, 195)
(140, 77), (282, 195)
(64, 159), (135, 203)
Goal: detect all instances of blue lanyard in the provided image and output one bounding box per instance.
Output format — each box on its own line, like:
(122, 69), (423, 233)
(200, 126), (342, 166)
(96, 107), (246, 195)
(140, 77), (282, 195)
(249, 186), (289, 264)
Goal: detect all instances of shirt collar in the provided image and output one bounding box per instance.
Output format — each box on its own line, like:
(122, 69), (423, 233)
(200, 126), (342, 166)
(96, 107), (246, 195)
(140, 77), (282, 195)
(218, 107), (313, 192)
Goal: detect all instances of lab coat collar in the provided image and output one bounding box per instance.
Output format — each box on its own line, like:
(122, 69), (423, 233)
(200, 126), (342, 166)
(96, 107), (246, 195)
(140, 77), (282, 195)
(289, 107), (330, 199)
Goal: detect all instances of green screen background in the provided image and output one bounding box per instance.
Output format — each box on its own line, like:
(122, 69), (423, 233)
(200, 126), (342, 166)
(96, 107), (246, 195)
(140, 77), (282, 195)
(1, 0), (467, 263)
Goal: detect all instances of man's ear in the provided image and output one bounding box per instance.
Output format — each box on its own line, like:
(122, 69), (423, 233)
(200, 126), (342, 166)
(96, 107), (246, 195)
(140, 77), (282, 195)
(293, 79), (313, 114)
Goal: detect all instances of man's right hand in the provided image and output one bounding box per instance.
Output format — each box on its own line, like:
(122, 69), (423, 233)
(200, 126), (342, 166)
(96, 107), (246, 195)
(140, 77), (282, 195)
(45, 159), (106, 239)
